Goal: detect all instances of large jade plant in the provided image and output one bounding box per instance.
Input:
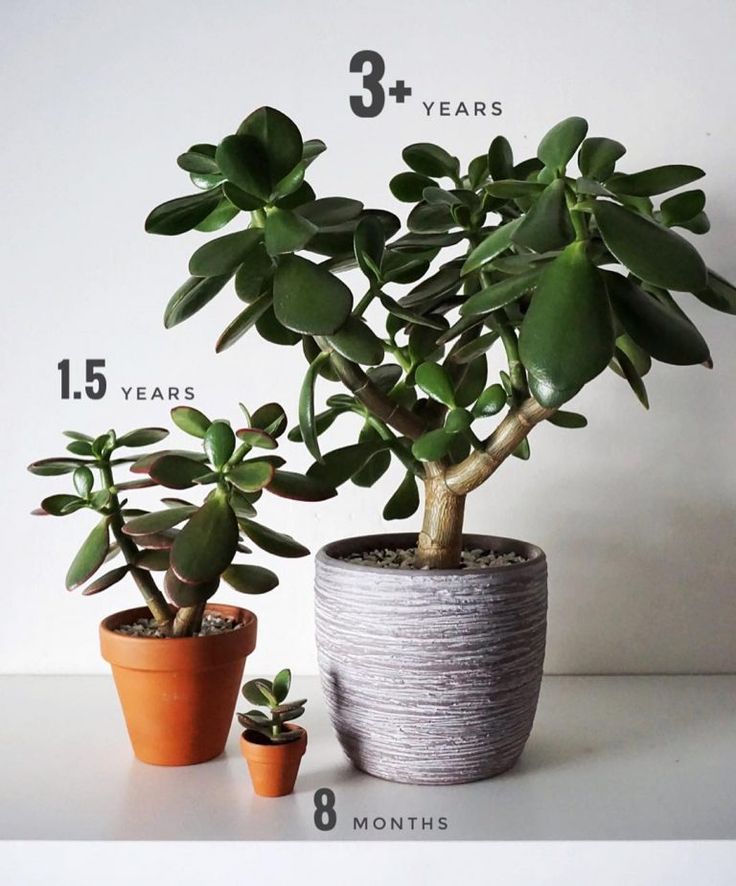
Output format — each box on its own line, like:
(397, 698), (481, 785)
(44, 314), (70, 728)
(29, 404), (335, 635)
(146, 108), (735, 568)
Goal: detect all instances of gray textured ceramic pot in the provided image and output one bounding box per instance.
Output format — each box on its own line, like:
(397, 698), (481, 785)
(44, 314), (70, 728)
(314, 532), (547, 785)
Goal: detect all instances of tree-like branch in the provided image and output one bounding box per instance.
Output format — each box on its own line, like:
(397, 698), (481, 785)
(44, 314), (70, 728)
(444, 397), (554, 495)
(315, 338), (427, 440)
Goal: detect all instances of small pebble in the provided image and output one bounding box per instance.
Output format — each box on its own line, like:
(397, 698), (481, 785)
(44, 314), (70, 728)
(341, 546), (526, 570)
(114, 613), (243, 638)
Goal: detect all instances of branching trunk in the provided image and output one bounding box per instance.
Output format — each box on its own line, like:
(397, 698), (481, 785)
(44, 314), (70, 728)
(173, 603), (205, 637)
(416, 475), (466, 568)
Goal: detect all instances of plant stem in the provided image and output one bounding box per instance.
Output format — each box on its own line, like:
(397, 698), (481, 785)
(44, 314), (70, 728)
(173, 602), (205, 637)
(416, 474), (466, 568)
(99, 461), (173, 632)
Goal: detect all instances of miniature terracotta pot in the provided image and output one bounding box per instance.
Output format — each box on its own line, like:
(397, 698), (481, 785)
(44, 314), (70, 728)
(100, 604), (257, 766)
(240, 725), (307, 797)
(315, 533), (547, 785)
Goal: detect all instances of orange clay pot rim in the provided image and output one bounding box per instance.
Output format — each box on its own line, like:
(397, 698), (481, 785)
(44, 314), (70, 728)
(240, 724), (307, 748)
(100, 603), (256, 644)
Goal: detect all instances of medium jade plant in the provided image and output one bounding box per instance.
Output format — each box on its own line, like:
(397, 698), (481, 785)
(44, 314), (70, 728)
(29, 404), (335, 635)
(238, 668), (307, 743)
(146, 108), (736, 568)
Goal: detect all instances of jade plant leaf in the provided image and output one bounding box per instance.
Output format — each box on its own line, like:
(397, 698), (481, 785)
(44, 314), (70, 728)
(547, 410), (588, 429)
(189, 229), (263, 276)
(237, 106), (303, 187)
(382, 471), (420, 520)
(297, 197), (363, 227)
(390, 172), (437, 202)
(298, 353), (326, 463)
(251, 402), (288, 438)
(164, 568), (220, 606)
(170, 406), (211, 438)
(170, 492), (239, 584)
(273, 255), (352, 335)
(415, 362), (456, 407)
(38, 493), (85, 516)
(117, 427), (169, 447)
(164, 275), (231, 329)
(122, 506), (197, 537)
(327, 317), (384, 366)
(215, 134), (270, 202)
(235, 428), (277, 450)
(264, 209), (317, 255)
(135, 549), (170, 571)
(488, 135), (514, 181)
(81, 565), (130, 596)
(272, 668), (292, 703)
(577, 137), (626, 180)
(411, 428), (452, 462)
(612, 345), (650, 409)
(204, 421), (236, 468)
(513, 179), (575, 253)
(307, 440), (387, 487)
(660, 190), (705, 227)
(266, 470), (337, 501)
(402, 143), (459, 179)
(593, 201), (707, 292)
(604, 272), (710, 365)
(608, 165), (705, 197)
(148, 454), (211, 489)
(537, 117), (588, 170)
(66, 517), (110, 590)
(243, 678), (275, 706)
(460, 269), (540, 317)
(693, 270), (736, 315)
(227, 460), (275, 493)
(519, 242), (615, 408)
(145, 189), (223, 235)
(472, 383), (507, 418)
(222, 564), (279, 595)
(215, 292), (272, 353)
(461, 218), (522, 275)
(238, 518), (309, 558)
(29, 458), (88, 476)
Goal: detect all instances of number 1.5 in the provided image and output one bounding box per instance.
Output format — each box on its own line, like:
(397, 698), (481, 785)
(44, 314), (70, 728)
(57, 358), (107, 400)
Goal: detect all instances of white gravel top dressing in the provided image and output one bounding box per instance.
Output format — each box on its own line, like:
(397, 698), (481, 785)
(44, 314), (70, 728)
(340, 546), (527, 570)
(114, 612), (243, 638)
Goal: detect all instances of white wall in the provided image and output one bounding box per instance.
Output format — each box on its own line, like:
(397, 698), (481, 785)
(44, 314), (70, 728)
(2, 0), (735, 675)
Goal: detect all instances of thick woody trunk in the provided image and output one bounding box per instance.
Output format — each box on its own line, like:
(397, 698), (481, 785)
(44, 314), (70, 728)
(416, 475), (466, 569)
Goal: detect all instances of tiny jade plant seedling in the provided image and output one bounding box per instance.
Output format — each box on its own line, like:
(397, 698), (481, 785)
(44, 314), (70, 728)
(29, 404), (336, 636)
(147, 107), (736, 569)
(238, 669), (307, 743)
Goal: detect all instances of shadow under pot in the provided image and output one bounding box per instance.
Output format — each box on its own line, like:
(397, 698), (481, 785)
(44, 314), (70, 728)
(100, 603), (257, 766)
(314, 533), (548, 785)
(240, 724), (308, 797)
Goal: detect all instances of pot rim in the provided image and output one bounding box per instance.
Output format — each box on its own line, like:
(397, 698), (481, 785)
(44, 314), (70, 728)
(316, 532), (546, 576)
(240, 723), (307, 749)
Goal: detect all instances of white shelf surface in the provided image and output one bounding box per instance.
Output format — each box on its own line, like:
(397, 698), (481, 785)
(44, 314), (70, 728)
(1, 675), (734, 841)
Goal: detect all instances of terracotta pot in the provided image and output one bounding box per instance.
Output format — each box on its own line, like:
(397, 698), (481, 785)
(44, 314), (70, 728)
(315, 533), (547, 785)
(240, 725), (307, 797)
(100, 603), (257, 766)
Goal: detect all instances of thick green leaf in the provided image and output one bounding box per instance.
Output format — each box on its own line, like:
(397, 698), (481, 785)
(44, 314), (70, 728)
(238, 518), (309, 558)
(73, 466), (93, 498)
(660, 189), (705, 227)
(66, 439), (93, 457)
(273, 255), (352, 335)
(298, 353), (326, 462)
(461, 219), (522, 275)
(460, 269), (540, 317)
(130, 449), (206, 474)
(593, 201), (707, 291)
(251, 402), (287, 438)
(297, 197), (363, 227)
(307, 441), (386, 487)
(272, 669), (292, 704)
(264, 208), (316, 255)
(604, 272), (710, 365)
(450, 330), (500, 364)
(215, 291), (272, 353)
(117, 427), (169, 447)
(472, 384), (507, 418)
(415, 362), (456, 407)
(82, 565), (130, 596)
(195, 196), (239, 232)
(163, 274), (231, 329)
(547, 410), (588, 428)
(519, 242), (615, 407)
(171, 406), (211, 438)
(148, 455), (211, 488)
(677, 211), (710, 235)
(237, 106), (303, 186)
(693, 270), (736, 315)
(484, 180), (546, 199)
(354, 215), (385, 281)
(327, 317), (383, 366)
(577, 137), (626, 180)
(615, 333), (652, 377)
(222, 181), (265, 211)
(227, 460), (274, 493)
(512, 438), (531, 460)
(378, 292), (445, 331)
(123, 506), (196, 537)
(612, 345), (650, 409)
(177, 145), (219, 175)
(145, 189), (222, 235)
(302, 138), (326, 166)
(390, 172), (436, 202)
(242, 678), (274, 706)
(164, 568), (219, 606)
(235, 428), (277, 450)
(235, 242), (274, 302)
(66, 517), (110, 590)
(411, 429), (452, 462)
(287, 407), (342, 442)
(215, 134), (270, 202)
(488, 136), (514, 181)
(189, 229), (262, 276)
(538, 117), (588, 170)
(453, 353), (488, 408)
(222, 564), (279, 595)
(407, 201), (455, 234)
(266, 469), (336, 501)
(171, 492), (238, 583)
(382, 471), (420, 520)
(402, 143), (459, 178)
(204, 421), (235, 468)
(136, 549), (170, 571)
(38, 494), (85, 516)
(513, 179), (575, 253)
(609, 165), (705, 197)
(271, 163), (305, 202)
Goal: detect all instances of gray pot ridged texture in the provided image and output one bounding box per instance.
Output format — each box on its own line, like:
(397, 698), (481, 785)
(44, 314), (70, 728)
(314, 533), (548, 785)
